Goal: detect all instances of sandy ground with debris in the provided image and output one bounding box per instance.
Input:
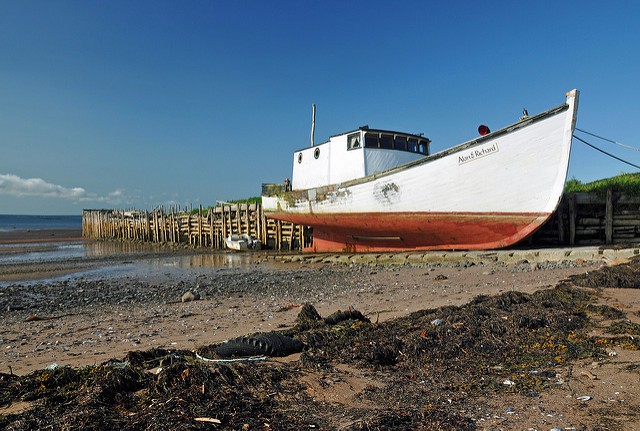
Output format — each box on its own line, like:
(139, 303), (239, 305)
(1, 233), (639, 429)
(0, 258), (604, 376)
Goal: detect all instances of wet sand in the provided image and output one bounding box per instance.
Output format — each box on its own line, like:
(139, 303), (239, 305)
(0, 229), (82, 244)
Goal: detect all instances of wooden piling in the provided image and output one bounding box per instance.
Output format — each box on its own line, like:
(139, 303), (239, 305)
(568, 194), (577, 246)
(605, 188), (614, 244)
(83, 205), (307, 250)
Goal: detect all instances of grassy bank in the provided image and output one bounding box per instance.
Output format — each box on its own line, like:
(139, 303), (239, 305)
(565, 173), (640, 195)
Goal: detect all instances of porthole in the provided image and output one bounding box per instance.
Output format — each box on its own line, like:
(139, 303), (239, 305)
(298, 152), (303, 163)
(314, 148), (320, 159)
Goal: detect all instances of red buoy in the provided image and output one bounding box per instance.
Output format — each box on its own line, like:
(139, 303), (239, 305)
(478, 125), (490, 136)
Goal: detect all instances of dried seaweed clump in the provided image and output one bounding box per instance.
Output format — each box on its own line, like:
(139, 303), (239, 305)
(568, 256), (640, 289)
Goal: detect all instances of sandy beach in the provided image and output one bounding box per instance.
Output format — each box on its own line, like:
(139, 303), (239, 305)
(1, 255), (606, 376)
(1, 232), (639, 429)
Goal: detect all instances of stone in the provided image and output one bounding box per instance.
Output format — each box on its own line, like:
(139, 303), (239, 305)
(181, 291), (200, 302)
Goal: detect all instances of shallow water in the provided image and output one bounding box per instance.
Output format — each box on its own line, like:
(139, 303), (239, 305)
(0, 242), (86, 264)
(54, 253), (260, 286)
(0, 240), (263, 286)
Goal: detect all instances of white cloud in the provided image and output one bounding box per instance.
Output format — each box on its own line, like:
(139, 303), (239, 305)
(0, 173), (86, 199)
(0, 173), (132, 205)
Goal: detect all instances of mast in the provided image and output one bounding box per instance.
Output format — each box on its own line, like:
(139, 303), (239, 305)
(310, 103), (316, 147)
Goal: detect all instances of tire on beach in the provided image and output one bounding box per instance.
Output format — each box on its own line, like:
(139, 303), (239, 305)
(214, 332), (304, 358)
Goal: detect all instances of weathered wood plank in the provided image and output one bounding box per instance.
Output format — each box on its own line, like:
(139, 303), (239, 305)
(605, 188), (613, 244)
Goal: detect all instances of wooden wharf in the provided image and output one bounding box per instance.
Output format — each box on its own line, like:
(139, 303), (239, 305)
(82, 204), (308, 251)
(533, 191), (640, 247)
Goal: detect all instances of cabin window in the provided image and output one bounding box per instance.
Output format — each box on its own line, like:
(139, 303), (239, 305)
(362, 132), (429, 154)
(394, 136), (407, 151)
(407, 138), (418, 152)
(379, 134), (393, 149)
(418, 139), (429, 155)
(314, 147), (320, 159)
(364, 133), (379, 148)
(347, 133), (361, 150)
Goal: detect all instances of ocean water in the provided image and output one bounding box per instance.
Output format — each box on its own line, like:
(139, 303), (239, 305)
(0, 214), (82, 232)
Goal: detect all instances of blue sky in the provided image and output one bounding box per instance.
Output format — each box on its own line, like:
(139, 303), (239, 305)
(1, 1), (639, 215)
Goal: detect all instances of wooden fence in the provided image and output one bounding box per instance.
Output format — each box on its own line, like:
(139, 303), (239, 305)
(533, 190), (640, 246)
(83, 190), (640, 251)
(82, 204), (309, 251)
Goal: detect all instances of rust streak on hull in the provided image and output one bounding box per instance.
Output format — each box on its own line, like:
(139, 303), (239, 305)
(267, 211), (551, 252)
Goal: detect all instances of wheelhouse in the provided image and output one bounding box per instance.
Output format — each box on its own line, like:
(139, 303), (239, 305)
(292, 127), (430, 190)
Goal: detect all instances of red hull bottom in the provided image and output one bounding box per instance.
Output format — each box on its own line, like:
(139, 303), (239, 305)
(267, 212), (551, 253)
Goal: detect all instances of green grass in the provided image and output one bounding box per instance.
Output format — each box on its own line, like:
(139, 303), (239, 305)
(186, 197), (263, 214)
(565, 173), (640, 195)
(228, 196), (262, 205)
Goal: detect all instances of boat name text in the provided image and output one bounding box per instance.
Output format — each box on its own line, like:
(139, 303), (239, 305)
(458, 143), (499, 165)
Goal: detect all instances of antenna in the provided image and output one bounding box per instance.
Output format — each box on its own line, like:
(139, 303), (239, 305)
(310, 103), (316, 147)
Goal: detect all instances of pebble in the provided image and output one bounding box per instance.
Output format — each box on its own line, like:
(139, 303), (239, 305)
(181, 291), (201, 302)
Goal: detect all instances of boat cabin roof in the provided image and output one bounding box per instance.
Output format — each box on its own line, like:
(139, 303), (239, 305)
(330, 126), (429, 142)
(301, 126), (431, 156)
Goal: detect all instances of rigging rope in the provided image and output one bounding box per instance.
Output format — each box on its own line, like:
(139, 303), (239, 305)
(573, 135), (640, 170)
(575, 128), (640, 152)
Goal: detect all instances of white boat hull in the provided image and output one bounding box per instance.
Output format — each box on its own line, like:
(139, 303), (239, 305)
(263, 91), (579, 252)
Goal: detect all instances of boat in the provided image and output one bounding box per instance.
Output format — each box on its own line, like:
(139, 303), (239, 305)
(262, 90), (579, 253)
(223, 234), (261, 251)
